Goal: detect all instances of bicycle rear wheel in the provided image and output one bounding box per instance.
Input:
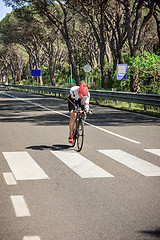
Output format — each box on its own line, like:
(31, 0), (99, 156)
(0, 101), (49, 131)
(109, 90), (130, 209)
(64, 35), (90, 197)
(77, 119), (84, 152)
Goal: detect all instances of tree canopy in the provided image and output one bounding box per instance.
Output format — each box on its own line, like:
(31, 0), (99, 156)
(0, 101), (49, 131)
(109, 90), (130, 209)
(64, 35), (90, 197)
(0, 0), (159, 92)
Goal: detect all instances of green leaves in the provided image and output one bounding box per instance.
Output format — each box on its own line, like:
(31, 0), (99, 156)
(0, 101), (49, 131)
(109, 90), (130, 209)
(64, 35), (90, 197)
(127, 51), (160, 93)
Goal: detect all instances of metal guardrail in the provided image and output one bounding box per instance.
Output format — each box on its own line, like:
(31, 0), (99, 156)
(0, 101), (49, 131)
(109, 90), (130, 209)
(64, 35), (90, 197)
(1, 84), (160, 109)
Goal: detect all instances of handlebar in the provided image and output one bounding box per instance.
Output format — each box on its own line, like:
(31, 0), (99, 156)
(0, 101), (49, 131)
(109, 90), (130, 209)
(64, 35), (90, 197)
(74, 109), (92, 114)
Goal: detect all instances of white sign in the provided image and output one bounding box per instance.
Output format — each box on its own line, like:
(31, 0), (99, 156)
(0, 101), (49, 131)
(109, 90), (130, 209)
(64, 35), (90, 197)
(83, 64), (92, 73)
(117, 64), (127, 80)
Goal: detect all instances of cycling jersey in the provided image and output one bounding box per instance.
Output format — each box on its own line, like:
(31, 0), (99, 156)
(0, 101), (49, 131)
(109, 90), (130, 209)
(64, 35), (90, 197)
(68, 86), (90, 112)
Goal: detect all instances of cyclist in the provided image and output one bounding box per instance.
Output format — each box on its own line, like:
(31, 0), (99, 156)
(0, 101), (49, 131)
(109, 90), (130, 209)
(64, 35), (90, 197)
(68, 81), (90, 143)
(5, 81), (8, 92)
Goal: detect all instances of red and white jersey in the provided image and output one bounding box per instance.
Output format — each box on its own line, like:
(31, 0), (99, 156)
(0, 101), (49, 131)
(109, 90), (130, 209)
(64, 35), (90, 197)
(70, 86), (90, 111)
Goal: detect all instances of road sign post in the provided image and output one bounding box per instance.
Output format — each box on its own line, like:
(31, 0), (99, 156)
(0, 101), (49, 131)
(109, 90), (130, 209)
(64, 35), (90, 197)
(31, 69), (41, 85)
(83, 65), (92, 84)
(117, 64), (127, 91)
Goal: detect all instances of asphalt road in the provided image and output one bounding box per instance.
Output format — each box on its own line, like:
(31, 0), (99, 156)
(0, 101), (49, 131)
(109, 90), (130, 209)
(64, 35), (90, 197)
(0, 88), (160, 240)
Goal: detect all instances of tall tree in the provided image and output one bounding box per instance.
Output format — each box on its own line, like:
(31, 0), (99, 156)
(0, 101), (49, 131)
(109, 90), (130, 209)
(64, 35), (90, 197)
(67, 0), (109, 88)
(0, 10), (44, 84)
(4, 0), (81, 85)
(116, 0), (155, 57)
(104, 1), (127, 70)
(115, 0), (155, 92)
(145, 0), (160, 53)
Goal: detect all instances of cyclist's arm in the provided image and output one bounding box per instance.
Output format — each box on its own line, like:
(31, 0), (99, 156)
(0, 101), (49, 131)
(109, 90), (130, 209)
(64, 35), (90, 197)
(83, 92), (90, 112)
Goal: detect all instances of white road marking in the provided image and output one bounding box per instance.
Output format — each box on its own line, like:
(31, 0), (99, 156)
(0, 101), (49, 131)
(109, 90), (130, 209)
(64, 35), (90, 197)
(3, 172), (17, 185)
(85, 122), (141, 144)
(3, 152), (49, 180)
(23, 237), (41, 240)
(10, 195), (30, 217)
(51, 150), (114, 178)
(4, 93), (69, 118)
(98, 149), (160, 176)
(3, 92), (141, 144)
(144, 149), (160, 157)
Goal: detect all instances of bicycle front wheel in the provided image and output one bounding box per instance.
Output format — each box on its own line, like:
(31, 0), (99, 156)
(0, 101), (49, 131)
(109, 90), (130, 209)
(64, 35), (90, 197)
(77, 119), (84, 152)
(72, 128), (76, 147)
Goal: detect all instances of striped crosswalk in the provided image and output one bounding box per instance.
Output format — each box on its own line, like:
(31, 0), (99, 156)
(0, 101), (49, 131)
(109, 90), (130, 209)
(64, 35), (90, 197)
(98, 149), (160, 176)
(51, 150), (114, 178)
(2, 149), (160, 180)
(2, 152), (49, 180)
(144, 149), (160, 157)
(1, 148), (160, 240)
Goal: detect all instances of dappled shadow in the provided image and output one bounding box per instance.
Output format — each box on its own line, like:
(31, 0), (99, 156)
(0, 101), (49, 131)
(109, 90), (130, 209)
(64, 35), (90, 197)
(86, 104), (160, 126)
(0, 90), (160, 127)
(0, 97), (69, 126)
(139, 228), (160, 238)
(26, 144), (72, 151)
(0, 111), (69, 126)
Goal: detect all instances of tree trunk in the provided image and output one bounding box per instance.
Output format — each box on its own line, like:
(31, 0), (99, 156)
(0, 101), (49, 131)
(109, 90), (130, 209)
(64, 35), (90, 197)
(130, 65), (140, 92)
(100, 46), (106, 89)
(17, 71), (22, 84)
(153, 11), (160, 53)
(49, 59), (54, 86)
(0, 68), (3, 82)
(100, 7), (107, 89)
(90, 10), (107, 88)
(65, 35), (80, 85)
(49, 43), (55, 86)
(119, 0), (155, 92)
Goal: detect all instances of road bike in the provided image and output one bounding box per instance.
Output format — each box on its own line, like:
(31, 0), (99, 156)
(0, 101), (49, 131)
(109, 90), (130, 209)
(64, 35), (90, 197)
(71, 109), (92, 152)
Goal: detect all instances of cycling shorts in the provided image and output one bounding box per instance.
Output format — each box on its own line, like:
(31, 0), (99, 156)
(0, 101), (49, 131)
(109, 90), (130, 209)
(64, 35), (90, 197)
(68, 95), (83, 112)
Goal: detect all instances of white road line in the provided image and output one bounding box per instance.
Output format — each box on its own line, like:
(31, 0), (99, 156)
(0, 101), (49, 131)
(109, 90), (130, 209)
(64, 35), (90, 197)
(4, 92), (69, 118)
(85, 122), (141, 144)
(3, 152), (49, 180)
(51, 150), (114, 178)
(3, 92), (141, 144)
(144, 149), (160, 157)
(10, 195), (30, 217)
(98, 150), (160, 176)
(23, 237), (41, 240)
(3, 172), (17, 185)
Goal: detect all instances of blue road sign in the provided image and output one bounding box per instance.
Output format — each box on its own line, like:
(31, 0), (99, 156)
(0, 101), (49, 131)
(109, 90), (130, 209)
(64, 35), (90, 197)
(117, 64), (127, 80)
(31, 69), (41, 77)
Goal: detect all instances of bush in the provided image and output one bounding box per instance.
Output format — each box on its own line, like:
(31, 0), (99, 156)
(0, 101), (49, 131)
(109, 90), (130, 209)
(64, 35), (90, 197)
(125, 51), (160, 94)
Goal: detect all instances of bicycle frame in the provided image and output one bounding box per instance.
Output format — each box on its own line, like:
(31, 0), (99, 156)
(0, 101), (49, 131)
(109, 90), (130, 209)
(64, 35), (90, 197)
(71, 109), (92, 152)
(71, 110), (85, 152)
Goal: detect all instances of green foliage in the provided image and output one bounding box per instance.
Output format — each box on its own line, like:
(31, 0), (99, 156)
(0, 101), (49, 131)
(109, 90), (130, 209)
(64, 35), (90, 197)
(41, 66), (50, 85)
(52, 63), (71, 86)
(123, 51), (160, 94)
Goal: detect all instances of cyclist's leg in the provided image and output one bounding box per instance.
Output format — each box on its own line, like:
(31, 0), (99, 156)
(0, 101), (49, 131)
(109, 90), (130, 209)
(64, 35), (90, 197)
(69, 112), (76, 135)
(68, 96), (77, 142)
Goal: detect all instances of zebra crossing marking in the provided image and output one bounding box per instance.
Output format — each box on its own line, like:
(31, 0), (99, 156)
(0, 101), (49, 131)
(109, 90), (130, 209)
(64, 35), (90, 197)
(2, 149), (160, 181)
(98, 149), (160, 177)
(144, 149), (160, 157)
(2, 152), (49, 180)
(51, 150), (114, 178)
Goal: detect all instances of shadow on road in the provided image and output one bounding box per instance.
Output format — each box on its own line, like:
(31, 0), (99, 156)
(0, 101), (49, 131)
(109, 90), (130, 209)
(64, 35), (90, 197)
(26, 144), (73, 151)
(1, 90), (160, 127)
(139, 228), (160, 238)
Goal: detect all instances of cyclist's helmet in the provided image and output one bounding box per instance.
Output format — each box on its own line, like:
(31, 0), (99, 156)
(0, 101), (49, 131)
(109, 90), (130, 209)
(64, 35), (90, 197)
(78, 82), (88, 99)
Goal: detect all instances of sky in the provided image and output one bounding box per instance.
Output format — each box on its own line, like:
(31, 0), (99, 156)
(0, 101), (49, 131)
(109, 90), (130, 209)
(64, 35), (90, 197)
(0, 0), (13, 21)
